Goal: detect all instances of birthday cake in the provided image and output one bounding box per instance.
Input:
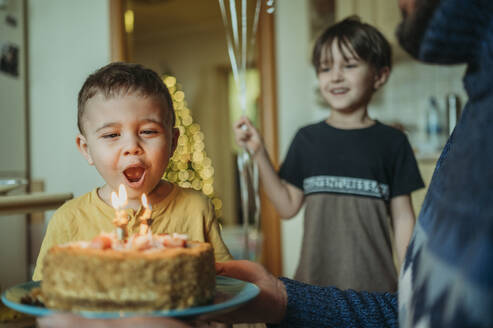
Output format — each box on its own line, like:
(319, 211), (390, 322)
(40, 232), (216, 311)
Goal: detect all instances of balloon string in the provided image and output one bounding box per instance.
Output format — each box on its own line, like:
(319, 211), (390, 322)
(229, 0), (240, 54)
(218, 0), (263, 260)
(252, 155), (260, 232)
(241, 0), (247, 73)
(236, 152), (246, 259)
(218, 0), (241, 90)
(250, 0), (261, 52)
(219, 0), (262, 115)
(237, 150), (261, 259)
(240, 0), (248, 114)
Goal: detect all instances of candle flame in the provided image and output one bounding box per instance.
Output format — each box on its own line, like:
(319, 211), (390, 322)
(118, 184), (127, 207)
(111, 191), (119, 209)
(141, 193), (148, 208)
(141, 193), (152, 211)
(140, 193), (152, 225)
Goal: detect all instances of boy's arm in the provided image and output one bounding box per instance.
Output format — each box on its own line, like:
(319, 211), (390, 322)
(234, 117), (304, 218)
(254, 147), (304, 218)
(390, 194), (416, 268)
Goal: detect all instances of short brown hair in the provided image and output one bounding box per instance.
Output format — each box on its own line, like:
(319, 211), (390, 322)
(77, 62), (175, 134)
(312, 16), (392, 73)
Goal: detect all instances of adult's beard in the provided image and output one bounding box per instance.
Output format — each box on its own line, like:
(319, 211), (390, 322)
(396, 0), (442, 59)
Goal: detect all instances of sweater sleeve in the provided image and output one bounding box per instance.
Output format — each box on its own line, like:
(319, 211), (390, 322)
(269, 278), (398, 328)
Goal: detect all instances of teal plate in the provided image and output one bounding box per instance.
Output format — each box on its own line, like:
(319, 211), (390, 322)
(1, 276), (259, 318)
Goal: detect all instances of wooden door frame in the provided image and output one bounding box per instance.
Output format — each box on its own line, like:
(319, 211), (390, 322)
(109, 0), (127, 62)
(108, 0), (282, 276)
(256, 4), (282, 277)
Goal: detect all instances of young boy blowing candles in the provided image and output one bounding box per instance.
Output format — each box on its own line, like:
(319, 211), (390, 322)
(33, 62), (232, 280)
(234, 17), (423, 292)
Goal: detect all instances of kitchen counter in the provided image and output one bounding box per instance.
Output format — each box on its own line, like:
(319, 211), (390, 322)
(0, 192), (73, 216)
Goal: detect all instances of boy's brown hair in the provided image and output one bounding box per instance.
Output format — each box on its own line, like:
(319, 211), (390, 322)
(77, 62), (175, 134)
(312, 16), (392, 73)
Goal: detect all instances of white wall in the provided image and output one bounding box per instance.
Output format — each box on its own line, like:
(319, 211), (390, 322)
(28, 0), (110, 200)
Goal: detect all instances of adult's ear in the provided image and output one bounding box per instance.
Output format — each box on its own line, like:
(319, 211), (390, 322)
(398, 0), (417, 17)
(396, 0), (441, 60)
(374, 66), (390, 90)
(76, 134), (94, 165)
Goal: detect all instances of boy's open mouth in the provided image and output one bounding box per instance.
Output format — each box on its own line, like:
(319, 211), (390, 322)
(123, 166), (146, 183)
(330, 87), (349, 95)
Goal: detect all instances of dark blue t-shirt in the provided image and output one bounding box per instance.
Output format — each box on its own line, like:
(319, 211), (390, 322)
(279, 120), (424, 201)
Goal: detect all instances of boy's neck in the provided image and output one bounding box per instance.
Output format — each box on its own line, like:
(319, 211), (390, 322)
(326, 109), (375, 130)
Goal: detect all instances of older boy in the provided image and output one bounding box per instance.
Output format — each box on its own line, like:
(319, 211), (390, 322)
(234, 17), (422, 292)
(33, 62), (231, 280)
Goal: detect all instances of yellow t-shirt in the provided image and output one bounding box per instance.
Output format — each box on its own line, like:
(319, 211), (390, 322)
(33, 184), (232, 281)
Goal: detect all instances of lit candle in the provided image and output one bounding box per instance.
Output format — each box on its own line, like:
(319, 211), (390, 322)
(111, 184), (129, 240)
(139, 193), (152, 234)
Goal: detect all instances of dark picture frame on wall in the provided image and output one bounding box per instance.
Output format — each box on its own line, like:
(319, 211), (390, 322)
(0, 42), (19, 77)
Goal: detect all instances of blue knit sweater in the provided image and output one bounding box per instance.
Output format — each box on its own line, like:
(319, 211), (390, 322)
(270, 0), (493, 327)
